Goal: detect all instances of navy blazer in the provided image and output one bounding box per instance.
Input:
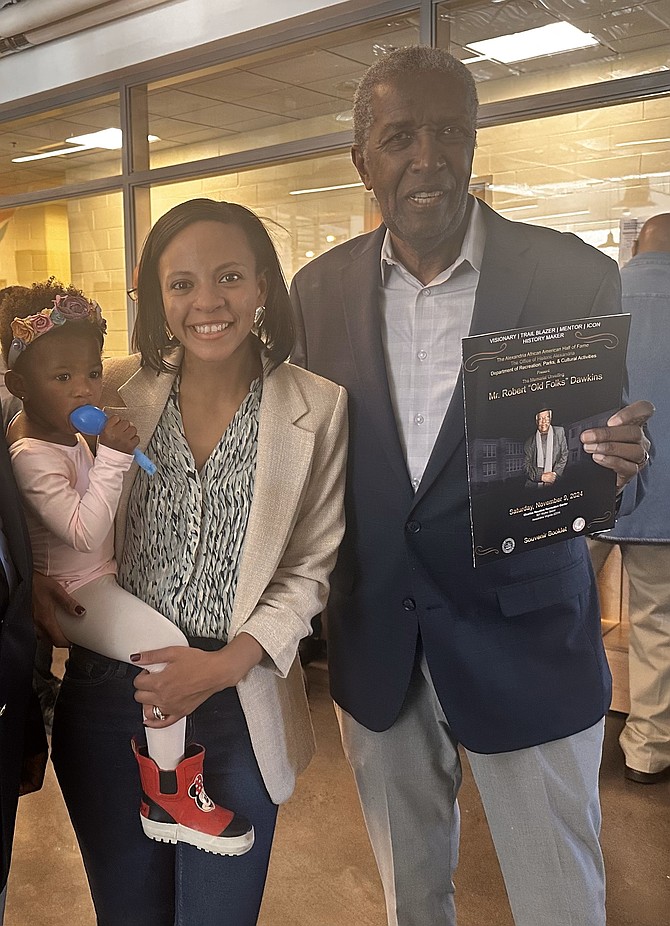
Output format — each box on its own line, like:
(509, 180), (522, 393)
(290, 199), (627, 753)
(0, 431), (41, 889)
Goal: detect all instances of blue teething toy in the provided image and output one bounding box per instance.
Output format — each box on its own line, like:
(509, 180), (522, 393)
(70, 405), (156, 476)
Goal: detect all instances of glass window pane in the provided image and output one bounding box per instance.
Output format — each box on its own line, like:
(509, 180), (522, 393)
(472, 95), (670, 263)
(0, 94), (122, 196)
(144, 13), (419, 170)
(0, 192), (128, 355)
(437, 1), (670, 104)
(144, 92), (670, 288)
(145, 152), (371, 280)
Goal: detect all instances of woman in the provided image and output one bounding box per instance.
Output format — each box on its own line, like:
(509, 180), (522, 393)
(50, 199), (348, 925)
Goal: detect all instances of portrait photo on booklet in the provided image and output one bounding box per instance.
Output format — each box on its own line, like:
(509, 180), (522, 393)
(463, 314), (631, 566)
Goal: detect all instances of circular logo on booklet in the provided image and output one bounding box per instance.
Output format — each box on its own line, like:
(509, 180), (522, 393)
(572, 517), (586, 532)
(501, 537), (515, 554)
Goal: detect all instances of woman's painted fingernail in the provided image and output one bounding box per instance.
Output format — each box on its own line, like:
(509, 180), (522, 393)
(75, 605), (86, 615)
(130, 653), (141, 661)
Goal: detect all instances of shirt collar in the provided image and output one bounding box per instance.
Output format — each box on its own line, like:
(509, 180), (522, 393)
(380, 195), (485, 286)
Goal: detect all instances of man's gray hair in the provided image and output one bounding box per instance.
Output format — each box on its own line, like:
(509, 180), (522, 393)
(353, 45), (478, 151)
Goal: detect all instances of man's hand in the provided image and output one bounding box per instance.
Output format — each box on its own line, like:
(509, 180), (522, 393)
(580, 400), (654, 491)
(32, 571), (84, 646)
(540, 472), (557, 485)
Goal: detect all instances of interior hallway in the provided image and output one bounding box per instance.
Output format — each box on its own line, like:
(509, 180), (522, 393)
(6, 657), (670, 926)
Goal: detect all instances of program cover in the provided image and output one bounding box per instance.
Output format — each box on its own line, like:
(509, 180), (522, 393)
(462, 314), (631, 566)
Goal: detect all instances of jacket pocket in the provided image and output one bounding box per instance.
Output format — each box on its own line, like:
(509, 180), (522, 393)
(496, 559), (590, 617)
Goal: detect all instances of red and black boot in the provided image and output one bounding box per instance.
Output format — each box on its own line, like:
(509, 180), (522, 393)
(132, 738), (254, 855)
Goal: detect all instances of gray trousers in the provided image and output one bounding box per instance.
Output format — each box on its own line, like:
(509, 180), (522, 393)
(337, 656), (606, 926)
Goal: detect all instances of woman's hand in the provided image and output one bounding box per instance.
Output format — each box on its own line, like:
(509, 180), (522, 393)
(132, 632), (265, 728)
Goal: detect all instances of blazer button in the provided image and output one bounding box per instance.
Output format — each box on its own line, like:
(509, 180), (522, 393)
(402, 598), (416, 611)
(405, 520), (421, 533)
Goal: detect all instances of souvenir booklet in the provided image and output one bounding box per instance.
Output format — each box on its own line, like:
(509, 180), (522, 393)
(462, 314), (631, 566)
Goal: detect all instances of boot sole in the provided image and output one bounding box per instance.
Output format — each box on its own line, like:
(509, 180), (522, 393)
(140, 816), (255, 856)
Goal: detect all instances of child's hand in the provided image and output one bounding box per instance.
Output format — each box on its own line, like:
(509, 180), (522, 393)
(99, 414), (140, 455)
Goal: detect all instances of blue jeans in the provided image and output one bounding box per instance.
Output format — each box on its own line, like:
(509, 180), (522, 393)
(51, 642), (278, 926)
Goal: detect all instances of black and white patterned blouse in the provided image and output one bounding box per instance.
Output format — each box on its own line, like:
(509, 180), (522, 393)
(118, 378), (261, 640)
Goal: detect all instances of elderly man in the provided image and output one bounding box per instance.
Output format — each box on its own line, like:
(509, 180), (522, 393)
(291, 45), (652, 926)
(589, 213), (670, 784)
(523, 407), (568, 487)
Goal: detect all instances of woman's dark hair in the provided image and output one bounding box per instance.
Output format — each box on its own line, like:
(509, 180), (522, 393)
(0, 278), (103, 368)
(133, 198), (296, 373)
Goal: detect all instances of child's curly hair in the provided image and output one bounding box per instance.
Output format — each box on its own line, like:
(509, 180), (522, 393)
(0, 277), (101, 366)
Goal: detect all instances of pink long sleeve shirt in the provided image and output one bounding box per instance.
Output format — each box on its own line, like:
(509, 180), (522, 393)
(9, 435), (133, 592)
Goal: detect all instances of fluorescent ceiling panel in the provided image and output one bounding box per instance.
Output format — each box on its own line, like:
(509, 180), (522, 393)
(466, 22), (599, 64)
(289, 182), (364, 195)
(12, 128), (160, 162)
(615, 137), (670, 147)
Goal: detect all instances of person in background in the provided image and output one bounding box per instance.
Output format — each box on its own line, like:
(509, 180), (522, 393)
(290, 45), (653, 926)
(37, 199), (347, 926)
(1, 287), (28, 427)
(0, 429), (47, 924)
(589, 212), (670, 784)
(1, 286), (61, 736)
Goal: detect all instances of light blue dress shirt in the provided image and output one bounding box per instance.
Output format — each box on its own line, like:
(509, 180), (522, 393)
(379, 198), (486, 490)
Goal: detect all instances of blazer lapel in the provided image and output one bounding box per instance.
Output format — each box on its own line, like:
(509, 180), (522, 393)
(106, 356), (178, 561)
(228, 366), (316, 636)
(340, 229), (413, 492)
(470, 202), (536, 338)
(414, 203), (535, 505)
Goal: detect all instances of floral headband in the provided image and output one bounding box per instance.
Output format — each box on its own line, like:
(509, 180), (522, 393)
(8, 294), (107, 367)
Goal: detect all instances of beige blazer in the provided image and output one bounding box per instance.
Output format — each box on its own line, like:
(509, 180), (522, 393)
(102, 350), (348, 803)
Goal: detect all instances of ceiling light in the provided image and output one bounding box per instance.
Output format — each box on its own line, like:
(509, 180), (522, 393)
(498, 204), (539, 214)
(597, 231), (619, 249)
(487, 179), (604, 197)
(11, 128), (161, 163)
(12, 145), (90, 163)
(305, 251), (315, 258)
(67, 128), (160, 148)
(326, 234), (336, 242)
(466, 22), (598, 64)
(67, 128), (124, 149)
(615, 137), (670, 147)
(336, 79), (359, 92)
(372, 44), (397, 57)
(527, 210), (590, 222)
(289, 182), (364, 196)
